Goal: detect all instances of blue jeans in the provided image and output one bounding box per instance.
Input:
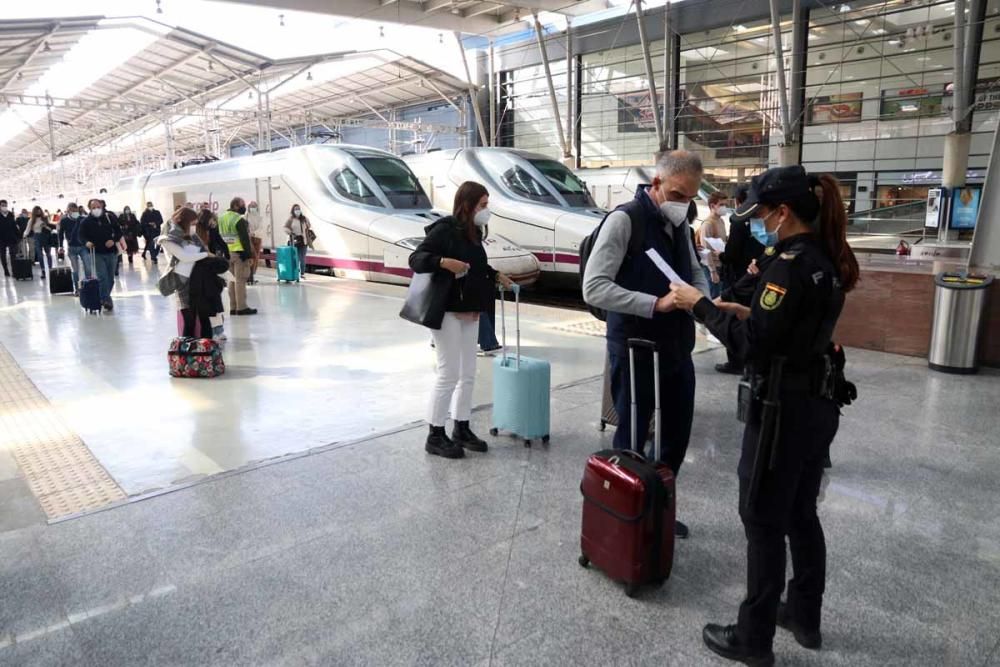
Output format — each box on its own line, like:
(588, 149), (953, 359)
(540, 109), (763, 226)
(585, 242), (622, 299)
(92, 252), (117, 303)
(68, 246), (93, 287)
(296, 245), (308, 275)
(702, 265), (721, 300)
(34, 238), (53, 274)
(478, 299), (500, 350)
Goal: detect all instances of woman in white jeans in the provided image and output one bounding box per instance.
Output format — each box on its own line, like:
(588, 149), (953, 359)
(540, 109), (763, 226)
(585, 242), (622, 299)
(409, 181), (515, 459)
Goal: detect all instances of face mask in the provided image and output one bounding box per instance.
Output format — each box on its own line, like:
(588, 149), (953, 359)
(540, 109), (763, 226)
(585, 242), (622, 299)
(237, 206), (247, 215)
(293, 209), (301, 217)
(473, 208), (491, 227)
(147, 205), (153, 210)
(69, 212), (80, 219)
(750, 211), (781, 247)
(0, 207), (7, 214)
(659, 200), (690, 227)
(91, 208), (103, 218)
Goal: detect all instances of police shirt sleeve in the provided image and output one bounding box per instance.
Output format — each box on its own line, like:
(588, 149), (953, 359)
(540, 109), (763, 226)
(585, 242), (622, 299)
(694, 253), (803, 362)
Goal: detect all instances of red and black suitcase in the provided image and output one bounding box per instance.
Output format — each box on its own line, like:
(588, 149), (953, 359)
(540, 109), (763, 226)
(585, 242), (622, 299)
(579, 338), (675, 597)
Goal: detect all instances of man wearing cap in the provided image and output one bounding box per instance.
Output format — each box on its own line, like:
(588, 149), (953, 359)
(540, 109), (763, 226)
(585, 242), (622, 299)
(583, 149), (711, 540)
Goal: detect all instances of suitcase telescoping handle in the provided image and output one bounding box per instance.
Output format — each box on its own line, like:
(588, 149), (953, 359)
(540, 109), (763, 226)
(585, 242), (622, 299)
(627, 338), (661, 463)
(497, 283), (521, 370)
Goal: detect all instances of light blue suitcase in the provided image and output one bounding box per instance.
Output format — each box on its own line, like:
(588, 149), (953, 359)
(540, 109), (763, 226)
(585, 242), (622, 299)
(276, 245), (300, 283)
(490, 286), (551, 447)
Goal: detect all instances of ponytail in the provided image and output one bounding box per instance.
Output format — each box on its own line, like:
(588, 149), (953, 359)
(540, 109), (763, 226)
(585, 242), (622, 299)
(812, 174), (859, 293)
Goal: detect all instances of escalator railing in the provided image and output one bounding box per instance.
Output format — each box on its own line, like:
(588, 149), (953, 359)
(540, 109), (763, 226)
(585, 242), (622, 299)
(847, 200), (926, 236)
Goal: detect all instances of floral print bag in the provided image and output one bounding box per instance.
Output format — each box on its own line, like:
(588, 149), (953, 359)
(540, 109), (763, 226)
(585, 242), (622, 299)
(168, 337), (225, 378)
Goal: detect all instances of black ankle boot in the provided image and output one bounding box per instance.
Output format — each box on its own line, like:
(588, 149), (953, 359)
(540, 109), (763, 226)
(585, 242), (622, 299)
(776, 602), (822, 649)
(426, 426), (464, 459)
(702, 624), (774, 666)
(451, 421), (488, 452)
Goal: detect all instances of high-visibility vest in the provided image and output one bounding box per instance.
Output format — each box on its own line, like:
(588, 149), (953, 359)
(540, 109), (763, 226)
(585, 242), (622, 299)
(218, 210), (244, 253)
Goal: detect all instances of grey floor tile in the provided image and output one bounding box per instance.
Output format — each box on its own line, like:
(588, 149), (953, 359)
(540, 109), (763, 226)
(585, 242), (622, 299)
(0, 626), (94, 667)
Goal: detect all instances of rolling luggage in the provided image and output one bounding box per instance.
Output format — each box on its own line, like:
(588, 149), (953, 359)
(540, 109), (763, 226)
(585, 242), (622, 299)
(176, 311), (203, 338)
(276, 245), (299, 283)
(579, 338), (675, 597)
(599, 351), (654, 436)
(490, 285), (550, 447)
(48, 266), (74, 294)
(79, 249), (102, 313)
(13, 240), (32, 281)
(168, 337), (225, 378)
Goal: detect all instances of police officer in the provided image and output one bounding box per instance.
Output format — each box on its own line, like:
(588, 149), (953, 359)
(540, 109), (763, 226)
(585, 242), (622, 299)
(670, 166), (860, 666)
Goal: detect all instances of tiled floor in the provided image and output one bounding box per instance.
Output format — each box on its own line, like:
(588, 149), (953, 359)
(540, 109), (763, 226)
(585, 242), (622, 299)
(1, 263), (999, 666)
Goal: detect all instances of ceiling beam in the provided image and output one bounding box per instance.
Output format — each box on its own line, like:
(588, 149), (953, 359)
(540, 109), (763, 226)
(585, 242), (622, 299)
(0, 22), (61, 94)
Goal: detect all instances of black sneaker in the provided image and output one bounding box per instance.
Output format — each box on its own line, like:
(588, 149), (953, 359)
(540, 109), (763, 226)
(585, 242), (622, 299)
(426, 426), (464, 459)
(702, 624), (774, 666)
(715, 362), (743, 375)
(776, 602), (822, 649)
(236, 308), (258, 316)
(675, 520), (690, 540)
(451, 421), (488, 453)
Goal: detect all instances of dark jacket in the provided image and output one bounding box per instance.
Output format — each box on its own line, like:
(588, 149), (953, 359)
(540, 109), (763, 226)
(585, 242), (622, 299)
(61, 215), (85, 247)
(720, 216), (765, 282)
(15, 215), (28, 238)
(120, 213), (141, 238)
(0, 212), (18, 244)
(140, 209), (163, 237)
(209, 226), (230, 260)
(79, 213), (123, 254)
(189, 256), (228, 316)
(408, 216), (497, 313)
(606, 190), (696, 360)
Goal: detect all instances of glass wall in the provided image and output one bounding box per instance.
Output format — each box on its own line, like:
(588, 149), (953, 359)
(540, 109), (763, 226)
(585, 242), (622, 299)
(499, 58), (569, 160)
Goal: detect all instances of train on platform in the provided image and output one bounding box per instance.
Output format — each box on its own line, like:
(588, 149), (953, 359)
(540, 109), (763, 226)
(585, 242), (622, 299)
(405, 148), (607, 286)
(108, 145), (541, 286)
(575, 165), (718, 218)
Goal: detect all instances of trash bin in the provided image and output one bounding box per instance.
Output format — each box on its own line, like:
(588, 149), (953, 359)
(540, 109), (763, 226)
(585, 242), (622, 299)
(928, 272), (994, 374)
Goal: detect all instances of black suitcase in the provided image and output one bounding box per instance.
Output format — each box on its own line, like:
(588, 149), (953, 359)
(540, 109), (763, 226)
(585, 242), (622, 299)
(49, 266), (74, 294)
(13, 241), (32, 280)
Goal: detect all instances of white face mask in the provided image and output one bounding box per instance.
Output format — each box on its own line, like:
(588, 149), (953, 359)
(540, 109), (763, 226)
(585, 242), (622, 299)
(69, 212), (80, 219)
(91, 208), (103, 218)
(659, 200), (690, 227)
(473, 208), (491, 227)
(0, 207), (7, 214)
(293, 209), (301, 217)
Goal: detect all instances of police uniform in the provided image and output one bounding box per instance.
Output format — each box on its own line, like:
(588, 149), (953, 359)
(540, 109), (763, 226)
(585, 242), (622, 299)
(694, 166), (846, 664)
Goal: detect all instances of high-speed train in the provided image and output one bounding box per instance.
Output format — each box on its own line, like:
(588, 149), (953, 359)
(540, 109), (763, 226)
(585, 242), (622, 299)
(405, 148), (606, 284)
(110, 145), (540, 286)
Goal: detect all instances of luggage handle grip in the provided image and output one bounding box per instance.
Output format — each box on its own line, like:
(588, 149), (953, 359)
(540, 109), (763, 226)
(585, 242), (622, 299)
(627, 338), (658, 352)
(609, 449), (648, 466)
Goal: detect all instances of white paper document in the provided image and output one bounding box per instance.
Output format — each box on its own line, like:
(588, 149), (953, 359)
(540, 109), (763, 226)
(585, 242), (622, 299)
(704, 237), (726, 253)
(645, 248), (689, 286)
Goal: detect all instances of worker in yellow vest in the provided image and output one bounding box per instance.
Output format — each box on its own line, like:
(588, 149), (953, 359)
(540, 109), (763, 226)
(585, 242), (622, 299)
(218, 197), (258, 316)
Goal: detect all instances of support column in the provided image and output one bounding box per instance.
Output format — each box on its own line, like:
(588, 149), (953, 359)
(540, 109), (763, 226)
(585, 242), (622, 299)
(46, 102), (56, 161)
(454, 32), (489, 147)
(941, 0), (987, 242)
(768, 0), (793, 166)
(531, 13), (570, 160)
(565, 22), (574, 164)
(635, 0), (664, 148)
(164, 117), (175, 169)
(784, 1), (808, 166)
(488, 40), (496, 147)
(662, 3), (672, 148)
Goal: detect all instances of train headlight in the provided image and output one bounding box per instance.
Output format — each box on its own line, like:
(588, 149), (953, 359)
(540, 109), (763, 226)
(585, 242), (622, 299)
(396, 237), (423, 250)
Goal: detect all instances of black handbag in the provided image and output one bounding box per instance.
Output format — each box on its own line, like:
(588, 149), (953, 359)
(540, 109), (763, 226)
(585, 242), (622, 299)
(399, 271), (452, 330)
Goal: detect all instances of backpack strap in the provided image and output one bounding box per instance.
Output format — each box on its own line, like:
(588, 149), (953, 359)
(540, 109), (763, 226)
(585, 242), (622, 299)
(617, 200), (646, 258)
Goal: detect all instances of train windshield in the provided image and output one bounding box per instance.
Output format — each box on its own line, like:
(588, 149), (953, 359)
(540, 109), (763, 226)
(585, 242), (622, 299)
(528, 159), (597, 208)
(358, 157), (432, 209)
(330, 167), (381, 206)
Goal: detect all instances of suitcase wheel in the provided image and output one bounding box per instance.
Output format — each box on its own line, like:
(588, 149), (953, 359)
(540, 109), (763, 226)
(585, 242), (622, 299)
(524, 439), (531, 448)
(625, 582), (640, 598)
(489, 428), (499, 437)
(542, 435), (550, 444)
(577, 555), (589, 568)
(598, 420), (606, 432)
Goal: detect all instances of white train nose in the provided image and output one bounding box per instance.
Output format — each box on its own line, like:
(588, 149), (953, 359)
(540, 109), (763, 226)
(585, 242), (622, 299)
(484, 234), (541, 286)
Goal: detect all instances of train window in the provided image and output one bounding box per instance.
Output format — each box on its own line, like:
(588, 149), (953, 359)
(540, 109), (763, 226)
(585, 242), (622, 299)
(501, 166), (558, 205)
(358, 157), (432, 209)
(330, 168), (380, 206)
(528, 159), (597, 208)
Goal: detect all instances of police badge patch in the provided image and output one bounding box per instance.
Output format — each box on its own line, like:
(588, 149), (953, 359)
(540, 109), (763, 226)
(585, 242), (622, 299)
(760, 282), (787, 310)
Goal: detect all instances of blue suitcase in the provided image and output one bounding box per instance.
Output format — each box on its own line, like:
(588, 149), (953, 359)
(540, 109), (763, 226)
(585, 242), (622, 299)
(277, 245), (299, 283)
(490, 286), (551, 447)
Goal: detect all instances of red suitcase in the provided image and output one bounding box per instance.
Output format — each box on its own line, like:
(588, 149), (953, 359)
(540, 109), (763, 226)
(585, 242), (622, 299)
(579, 338), (675, 597)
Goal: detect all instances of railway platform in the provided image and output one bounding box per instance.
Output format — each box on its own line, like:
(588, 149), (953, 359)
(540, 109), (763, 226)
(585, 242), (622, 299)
(1, 264), (999, 665)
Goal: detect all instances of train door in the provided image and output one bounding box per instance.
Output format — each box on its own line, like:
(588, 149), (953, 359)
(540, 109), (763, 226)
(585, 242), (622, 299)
(252, 177), (274, 249)
(172, 191), (186, 212)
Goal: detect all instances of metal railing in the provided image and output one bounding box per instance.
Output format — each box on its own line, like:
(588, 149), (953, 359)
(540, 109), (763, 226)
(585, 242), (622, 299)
(847, 200), (926, 236)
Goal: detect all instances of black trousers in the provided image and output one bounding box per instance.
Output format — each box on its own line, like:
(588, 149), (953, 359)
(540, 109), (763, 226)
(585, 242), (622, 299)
(608, 342), (695, 475)
(736, 392), (839, 650)
(181, 308), (213, 339)
(0, 241), (16, 274)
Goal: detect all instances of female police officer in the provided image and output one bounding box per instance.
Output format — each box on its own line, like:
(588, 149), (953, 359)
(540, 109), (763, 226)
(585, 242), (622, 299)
(670, 165), (859, 666)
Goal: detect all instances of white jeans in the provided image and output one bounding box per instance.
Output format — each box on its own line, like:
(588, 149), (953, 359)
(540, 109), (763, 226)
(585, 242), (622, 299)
(428, 312), (479, 427)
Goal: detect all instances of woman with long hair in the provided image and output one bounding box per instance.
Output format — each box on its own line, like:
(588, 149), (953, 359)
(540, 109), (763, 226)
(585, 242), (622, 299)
(283, 203), (311, 280)
(159, 208), (214, 338)
(408, 181), (515, 459)
(670, 166), (858, 666)
(23, 206), (53, 279)
(119, 205), (141, 266)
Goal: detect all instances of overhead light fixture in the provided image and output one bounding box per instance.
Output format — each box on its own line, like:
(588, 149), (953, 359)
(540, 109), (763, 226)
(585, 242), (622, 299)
(873, 28), (887, 35)
(439, 33), (443, 44)
(735, 24), (747, 32)
(379, 25), (385, 38)
(248, 91), (254, 100)
(839, 4), (851, 13)
(156, 0), (163, 14)
(306, 71), (313, 81)
(42, 42), (51, 52)
(279, 14), (285, 27)
(206, 60), (214, 71)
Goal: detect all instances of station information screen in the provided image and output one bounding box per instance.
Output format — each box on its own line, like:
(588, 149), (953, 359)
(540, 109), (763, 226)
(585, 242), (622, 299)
(950, 186), (982, 230)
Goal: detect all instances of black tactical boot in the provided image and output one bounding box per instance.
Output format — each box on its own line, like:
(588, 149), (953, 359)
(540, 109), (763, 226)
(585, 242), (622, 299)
(425, 426), (464, 459)
(702, 624), (774, 666)
(451, 421), (488, 452)
(776, 601), (822, 649)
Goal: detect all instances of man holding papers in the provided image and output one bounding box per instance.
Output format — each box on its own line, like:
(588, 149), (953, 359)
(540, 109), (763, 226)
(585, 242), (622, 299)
(583, 150), (710, 539)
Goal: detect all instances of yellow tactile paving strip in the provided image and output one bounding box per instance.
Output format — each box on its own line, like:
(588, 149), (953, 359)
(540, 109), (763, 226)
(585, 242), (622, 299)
(0, 343), (126, 519)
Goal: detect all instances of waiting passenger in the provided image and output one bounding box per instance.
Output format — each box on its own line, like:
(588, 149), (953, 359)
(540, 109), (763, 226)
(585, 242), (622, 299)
(80, 198), (123, 312)
(408, 181), (515, 459)
(141, 202), (164, 263)
(159, 208), (214, 338)
(582, 149), (710, 539)
(24, 206), (54, 280)
(0, 200), (18, 278)
(218, 197), (257, 316)
(196, 209), (230, 341)
(696, 192), (728, 300)
(61, 203), (93, 292)
(284, 204), (312, 280)
(119, 206), (141, 266)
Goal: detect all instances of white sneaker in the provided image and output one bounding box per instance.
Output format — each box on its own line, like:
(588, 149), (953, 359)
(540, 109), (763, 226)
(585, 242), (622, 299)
(213, 334), (227, 343)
